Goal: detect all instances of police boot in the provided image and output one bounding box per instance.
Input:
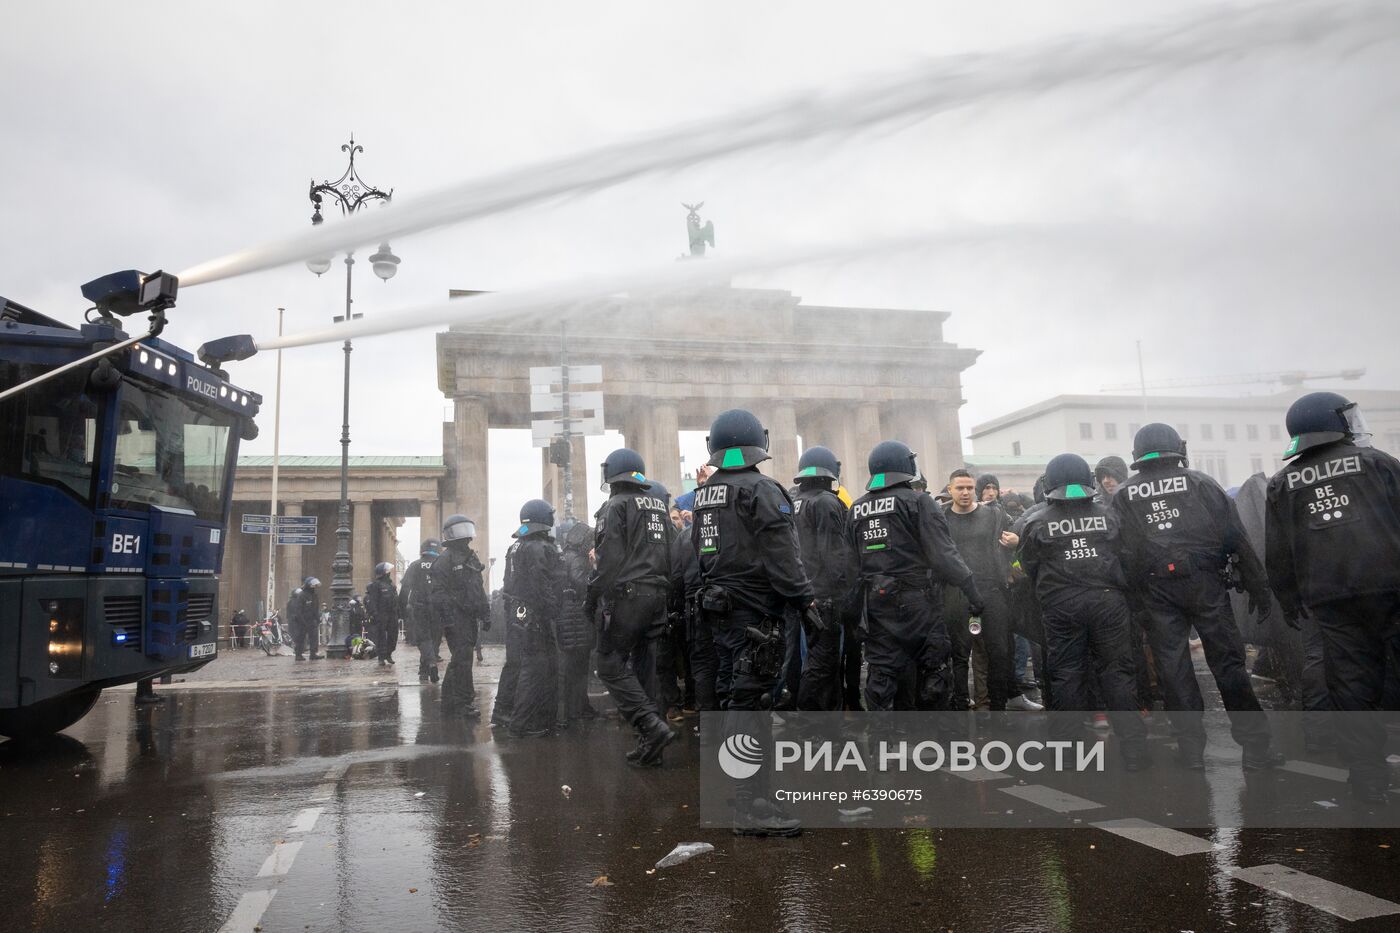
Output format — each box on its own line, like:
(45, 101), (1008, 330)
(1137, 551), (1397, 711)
(429, 666), (439, 684)
(732, 798), (802, 838)
(632, 715), (677, 768)
(1176, 738), (1206, 771)
(624, 731), (646, 762)
(1350, 779), (1391, 806)
(1242, 745), (1286, 770)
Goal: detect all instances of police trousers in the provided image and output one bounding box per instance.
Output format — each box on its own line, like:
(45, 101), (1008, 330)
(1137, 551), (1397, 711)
(863, 583), (950, 713)
(595, 589), (667, 728)
(492, 615), (524, 724)
(510, 623), (559, 734)
(688, 604), (722, 711)
(441, 621), (477, 709)
(1309, 592), (1400, 789)
(1041, 590), (1147, 756)
(798, 601), (846, 711)
(1141, 576), (1270, 754)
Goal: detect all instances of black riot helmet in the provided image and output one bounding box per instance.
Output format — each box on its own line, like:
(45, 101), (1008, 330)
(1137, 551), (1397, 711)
(564, 520), (593, 551)
(1044, 453), (1096, 501)
(517, 498), (555, 536)
(303, 575), (321, 589)
(866, 440), (919, 491)
(706, 409), (770, 470)
(442, 514), (477, 544)
(600, 447), (648, 488)
(374, 561), (394, 580)
(795, 445), (840, 484)
(1284, 391), (1370, 459)
(645, 480), (671, 505)
(420, 538), (441, 558)
(1131, 423), (1187, 470)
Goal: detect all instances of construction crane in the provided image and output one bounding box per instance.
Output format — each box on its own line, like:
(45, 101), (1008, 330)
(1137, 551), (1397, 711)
(1102, 367), (1365, 394)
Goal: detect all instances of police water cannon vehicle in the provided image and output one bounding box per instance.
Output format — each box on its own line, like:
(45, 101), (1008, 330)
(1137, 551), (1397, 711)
(0, 270), (260, 739)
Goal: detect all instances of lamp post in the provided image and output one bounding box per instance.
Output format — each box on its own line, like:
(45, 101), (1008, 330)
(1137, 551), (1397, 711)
(305, 136), (400, 645)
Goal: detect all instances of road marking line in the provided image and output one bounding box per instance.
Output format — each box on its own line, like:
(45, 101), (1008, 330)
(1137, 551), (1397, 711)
(217, 890), (278, 933)
(1280, 760), (1349, 783)
(1091, 818), (1217, 856)
(949, 765), (1014, 782)
(1228, 864), (1400, 922)
(287, 806), (324, 834)
(998, 785), (1104, 813)
(256, 840), (304, 878)
(308, 782), (337, 802)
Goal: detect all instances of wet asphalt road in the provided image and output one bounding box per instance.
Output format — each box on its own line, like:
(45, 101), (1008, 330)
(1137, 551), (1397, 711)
(3, 647), (1400, 933)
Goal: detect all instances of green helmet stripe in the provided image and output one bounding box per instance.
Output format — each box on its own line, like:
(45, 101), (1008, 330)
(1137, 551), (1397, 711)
(721, 447), (746, 468)
(1065, 483), (1090, 499)
(799, 465), (819, 476)
(870, 472), (887, 489)
(1139, 452), (1161, 460)
(1285, 436), (1300, 456)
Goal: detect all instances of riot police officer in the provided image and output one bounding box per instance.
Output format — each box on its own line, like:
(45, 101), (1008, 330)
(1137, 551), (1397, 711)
(556, 520), (598, 723)
(365, 562), (399, 667)
(400, 539), (442, 683)
(586, 448), (676, 766)
(850, 441), (981, 713)
(430, 515), (491, 718)
(500, 499), (564, 737)
(695, 410), (817, 835)
(288, 576), (322, 660)
(1112, 424), (1281, 770)
(791, 445), (859, 711)
(1266, 392), (1400, 803)
(1018, 454), (1150, 769)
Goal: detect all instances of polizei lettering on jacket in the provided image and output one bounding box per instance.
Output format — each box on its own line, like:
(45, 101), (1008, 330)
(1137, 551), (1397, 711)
(852, 497), (896, 521)
(1285, 455), (1363, 491)
(1124, 476), (1188, 501)
(1047, 515), (1108, 537)
(633, 496), (668, 512)
(693, 485), (729, 509)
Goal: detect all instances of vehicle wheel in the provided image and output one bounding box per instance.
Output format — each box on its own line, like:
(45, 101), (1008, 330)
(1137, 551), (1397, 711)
(261, 638), (277, 657)
(0, 688), (101, 741)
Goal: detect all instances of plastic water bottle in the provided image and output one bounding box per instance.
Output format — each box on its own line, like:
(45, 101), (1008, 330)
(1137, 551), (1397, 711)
(968, 615), (982, 636)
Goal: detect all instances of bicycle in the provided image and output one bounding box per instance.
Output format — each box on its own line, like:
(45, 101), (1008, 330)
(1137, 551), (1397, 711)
(255, 611), (289, 656)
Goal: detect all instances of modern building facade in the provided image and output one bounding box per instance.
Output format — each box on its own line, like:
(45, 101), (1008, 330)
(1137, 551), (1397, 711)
(968, 389), (1400, 490)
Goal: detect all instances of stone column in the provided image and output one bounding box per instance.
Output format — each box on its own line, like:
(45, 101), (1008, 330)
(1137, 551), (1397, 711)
(650, 401), (682, 500)
(352, 500), (373, 593)
(622, 404), (653, 474)
(800, 404), (858, 493)
(276, 501), (303, 611)
(851, 402), (884, 494)
(419, 499), (440, 546)
(765, 401), (799, 486)
(453, 394), (490, 569)
(930, 403), (966, 491)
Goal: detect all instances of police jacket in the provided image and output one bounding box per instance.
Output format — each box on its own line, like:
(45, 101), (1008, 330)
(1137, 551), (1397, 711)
(1017, 499), (1128, 610)
(792, 482), (858, 604)
(398, 557), (433, 618)
(557, 525), (595, 652)
(1111, 463), (1267, 594)
(669, 523), (703, 611)
(287, 587), (318, 628)
(693, 467), (814, 616)
(502, 531), (564, 623)
(430, 542), (489, 631)
(849, 484), (976, 595)
(1266, 441), (1400, 610)
(588, 483), (671, 600)
(365, 579), (397, 624)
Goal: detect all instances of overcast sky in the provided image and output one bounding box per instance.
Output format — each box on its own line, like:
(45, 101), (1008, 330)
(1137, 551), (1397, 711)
(6, 0), (1398, 582)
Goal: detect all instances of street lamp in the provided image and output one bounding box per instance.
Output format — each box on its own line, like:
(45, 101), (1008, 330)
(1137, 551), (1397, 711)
(306, 136), (400, 647)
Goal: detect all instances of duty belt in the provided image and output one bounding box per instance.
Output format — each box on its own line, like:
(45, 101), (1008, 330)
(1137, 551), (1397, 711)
(619, 580), (667, 597)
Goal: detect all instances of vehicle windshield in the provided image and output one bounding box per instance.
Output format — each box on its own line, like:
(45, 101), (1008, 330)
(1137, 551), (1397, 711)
(0, 362), (101, 504)
(111, 379), (233, 521)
